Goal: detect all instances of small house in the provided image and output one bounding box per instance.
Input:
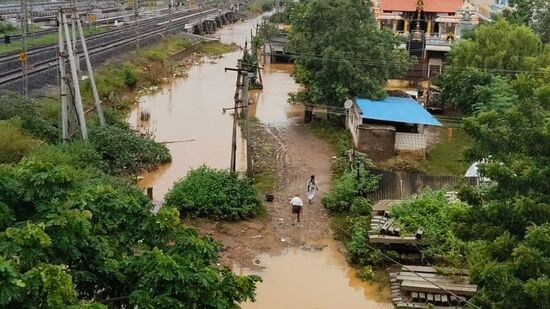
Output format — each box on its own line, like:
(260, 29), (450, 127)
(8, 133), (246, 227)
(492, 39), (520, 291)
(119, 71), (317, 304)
(346, 96), (442, 160)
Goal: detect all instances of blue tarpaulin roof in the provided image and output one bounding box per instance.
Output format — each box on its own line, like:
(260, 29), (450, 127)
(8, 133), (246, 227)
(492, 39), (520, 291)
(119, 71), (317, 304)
(355, 96), (442, 126)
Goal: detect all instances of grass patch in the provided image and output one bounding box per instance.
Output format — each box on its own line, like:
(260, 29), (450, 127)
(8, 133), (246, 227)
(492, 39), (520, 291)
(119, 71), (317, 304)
(304, 120), (351, 155)
(417, 117), (473, 176)
(197, 42), (237, 58)
(250, 117), (278, 194)
(243, 0), (276, 14)
(79, 35), (193, 109)
(0, 27), (106, 54)
(0, 119), (42, 164)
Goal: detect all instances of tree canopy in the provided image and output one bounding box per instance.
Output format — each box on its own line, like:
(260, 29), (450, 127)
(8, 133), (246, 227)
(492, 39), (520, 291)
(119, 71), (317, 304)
(436, 19), (550, 113)
(502, 0), (550, 43)
(287, 0), (410, 105)
(0, 143), (260, 308)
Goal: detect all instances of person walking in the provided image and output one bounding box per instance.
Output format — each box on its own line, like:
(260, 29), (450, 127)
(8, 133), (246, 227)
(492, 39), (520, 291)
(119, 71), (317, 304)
(290, 193), (304, 225)
(307, 175), (319, 204)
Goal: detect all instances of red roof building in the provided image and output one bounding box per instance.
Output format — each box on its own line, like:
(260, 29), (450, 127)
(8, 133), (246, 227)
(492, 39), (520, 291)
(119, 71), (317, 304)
(380, 0), (464, 13)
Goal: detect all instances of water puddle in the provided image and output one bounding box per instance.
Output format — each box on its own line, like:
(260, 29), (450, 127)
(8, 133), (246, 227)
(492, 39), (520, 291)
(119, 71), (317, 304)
(239, 240), (391, 309)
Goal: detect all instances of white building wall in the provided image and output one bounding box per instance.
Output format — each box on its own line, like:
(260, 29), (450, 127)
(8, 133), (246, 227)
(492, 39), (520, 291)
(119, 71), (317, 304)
(395, 132), (427, 151)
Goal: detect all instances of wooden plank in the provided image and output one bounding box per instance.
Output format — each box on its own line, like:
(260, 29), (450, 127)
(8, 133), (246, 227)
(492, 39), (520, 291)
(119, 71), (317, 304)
(401, 280), (477, 296)
(399, 271), (469, 281)
(402, 265), (469, 275)
(369, 235), (420, 244)
(380, 218), (395, 234)
(401, 265), (438, 273)
(396, 275), (469, 284)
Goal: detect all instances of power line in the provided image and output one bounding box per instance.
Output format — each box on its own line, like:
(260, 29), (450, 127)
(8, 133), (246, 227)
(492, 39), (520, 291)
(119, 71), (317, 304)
(284, 51), (550, 76)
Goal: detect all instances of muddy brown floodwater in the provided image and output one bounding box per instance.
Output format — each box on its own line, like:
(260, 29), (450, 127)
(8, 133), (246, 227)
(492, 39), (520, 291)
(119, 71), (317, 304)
(129, 15), (391, 309)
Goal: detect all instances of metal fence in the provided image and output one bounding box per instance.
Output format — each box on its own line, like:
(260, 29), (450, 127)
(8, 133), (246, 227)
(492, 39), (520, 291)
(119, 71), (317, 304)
(366, 168), (478, 200)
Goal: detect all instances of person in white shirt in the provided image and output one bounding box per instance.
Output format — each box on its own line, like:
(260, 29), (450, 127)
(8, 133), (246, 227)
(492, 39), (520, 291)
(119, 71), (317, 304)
(290, 193), (304, 225)
(306, 175), (319, 204)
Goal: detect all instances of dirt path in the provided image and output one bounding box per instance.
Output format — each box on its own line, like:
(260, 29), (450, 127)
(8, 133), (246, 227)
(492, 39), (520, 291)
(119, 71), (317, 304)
(189, 117), (335, 269)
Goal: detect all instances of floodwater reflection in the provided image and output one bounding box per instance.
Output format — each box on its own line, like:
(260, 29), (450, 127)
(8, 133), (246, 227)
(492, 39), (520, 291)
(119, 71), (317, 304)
(239, 240), (391, 309)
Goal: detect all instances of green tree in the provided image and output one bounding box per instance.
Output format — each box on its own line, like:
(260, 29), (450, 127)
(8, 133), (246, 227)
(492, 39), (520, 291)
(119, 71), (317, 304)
(455, 74), (550, 307)
(503, 0), (550, 43)
(0, 143), (260, 308)
(436, 19), (550, 113)
(287, 0), (410, 105)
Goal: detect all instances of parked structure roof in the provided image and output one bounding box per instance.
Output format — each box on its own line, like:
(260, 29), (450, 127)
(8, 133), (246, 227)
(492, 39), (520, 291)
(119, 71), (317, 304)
(380, 0), (464, 13)
(354, 96), (442, 126)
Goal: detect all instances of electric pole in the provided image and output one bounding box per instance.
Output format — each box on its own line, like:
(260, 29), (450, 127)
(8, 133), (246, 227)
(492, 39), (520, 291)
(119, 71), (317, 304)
(20, 0), (28, 97)
(168, 0), (172, 33)
(134, 0), (140, 49)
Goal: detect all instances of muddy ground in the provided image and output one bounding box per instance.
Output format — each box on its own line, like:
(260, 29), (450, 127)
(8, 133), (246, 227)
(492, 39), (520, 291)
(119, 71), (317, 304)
(188, 117), (336, 269)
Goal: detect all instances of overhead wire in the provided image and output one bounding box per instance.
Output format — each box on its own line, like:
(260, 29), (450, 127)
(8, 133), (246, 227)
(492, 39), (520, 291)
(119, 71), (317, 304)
(281, 51), (550, 77)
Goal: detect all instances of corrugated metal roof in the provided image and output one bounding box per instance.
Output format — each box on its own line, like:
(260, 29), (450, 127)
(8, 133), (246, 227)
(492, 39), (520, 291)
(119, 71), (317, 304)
(380, 0), (463, 13)
(355, 96), (443, 126)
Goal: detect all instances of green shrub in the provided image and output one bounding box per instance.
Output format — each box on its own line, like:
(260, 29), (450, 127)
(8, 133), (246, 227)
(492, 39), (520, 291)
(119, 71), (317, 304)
(89, 126), (171, 174)
(322, 167), (378, 214)
(347, 216), (391, 266)
(356, 265), (376, 281)
(0, 91), (58, 142)
(0, 21), (16, 34)
(165, 166), (261, 221)
(350, 197), (372, 216)
(27, 141), (104, 172)
(123, 66), (138, 88)
(0, 119), (41, 164)
(391, 189), (468, 266)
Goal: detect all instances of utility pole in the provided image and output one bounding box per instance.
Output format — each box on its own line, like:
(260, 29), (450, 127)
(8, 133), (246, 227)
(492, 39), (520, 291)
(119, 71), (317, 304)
(20, 0), (28, 97)
(58, 11), (69, 140)
(227, 59), (243, 173)
(134, 0), (140, 49)
(168, 0), (172, 33)
(62, 12), (88, 139)
(242, 68), (253, 177)
(77, 16), (106, 128)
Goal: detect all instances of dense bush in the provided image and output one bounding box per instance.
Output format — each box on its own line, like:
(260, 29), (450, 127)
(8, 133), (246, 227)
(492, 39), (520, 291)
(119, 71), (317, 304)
(0, 119), (41, 164)
(123, 66), (138, 88)
(322, 165), (379, 214)
(0, 150), (260, 307)
(391, 190), (468, 266)
(347, 216), (392, 266)
(89, 126), (171, 174)
(0, 91), (58, 142)
(0, 21), (16, 34)
(165, 166), (262, 220)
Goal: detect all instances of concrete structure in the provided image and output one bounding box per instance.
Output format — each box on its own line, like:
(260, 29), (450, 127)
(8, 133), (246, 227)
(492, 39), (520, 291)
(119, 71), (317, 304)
(373, 0), (486, 81)
(347, 96), (442, 160)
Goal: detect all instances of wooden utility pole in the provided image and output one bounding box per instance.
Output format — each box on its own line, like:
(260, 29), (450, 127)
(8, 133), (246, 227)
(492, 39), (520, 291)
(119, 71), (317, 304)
(243, 70), (253, 177)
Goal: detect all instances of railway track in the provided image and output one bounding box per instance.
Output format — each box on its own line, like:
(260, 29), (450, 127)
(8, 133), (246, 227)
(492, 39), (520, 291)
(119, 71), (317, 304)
(0, 7), (233, 90)
(0, 7), (173, 45)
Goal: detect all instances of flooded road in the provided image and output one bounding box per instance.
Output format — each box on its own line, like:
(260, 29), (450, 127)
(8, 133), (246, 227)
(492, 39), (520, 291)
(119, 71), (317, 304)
(239, 241), (391, 309)
(129, 15), (391, 309)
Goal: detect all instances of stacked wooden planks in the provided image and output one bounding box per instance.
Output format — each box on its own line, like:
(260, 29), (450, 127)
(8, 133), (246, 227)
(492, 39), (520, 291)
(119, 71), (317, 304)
(368, 215), (423, 245)
(391, 265), (477, 308)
